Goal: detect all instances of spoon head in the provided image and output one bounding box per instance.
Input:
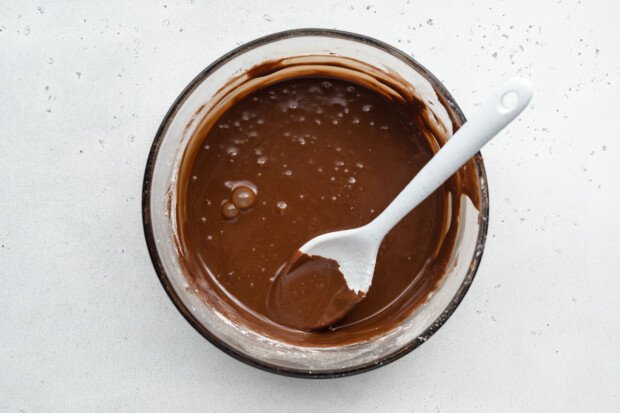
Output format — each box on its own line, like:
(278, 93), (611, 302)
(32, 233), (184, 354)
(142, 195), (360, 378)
(266, 253), (365, 331)
(299, 226), (380, 294)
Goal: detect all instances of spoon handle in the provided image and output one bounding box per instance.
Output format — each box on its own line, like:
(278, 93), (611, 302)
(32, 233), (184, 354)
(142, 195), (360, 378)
(368, 77), (533, 238)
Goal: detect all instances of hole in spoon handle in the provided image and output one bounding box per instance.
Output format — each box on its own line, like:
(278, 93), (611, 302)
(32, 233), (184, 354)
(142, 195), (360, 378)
(461, 77), (533, 149)
(492, 77), (533, 117)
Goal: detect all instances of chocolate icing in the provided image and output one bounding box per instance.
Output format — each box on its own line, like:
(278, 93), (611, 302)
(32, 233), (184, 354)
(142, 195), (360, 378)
(175, 57), (481, 346)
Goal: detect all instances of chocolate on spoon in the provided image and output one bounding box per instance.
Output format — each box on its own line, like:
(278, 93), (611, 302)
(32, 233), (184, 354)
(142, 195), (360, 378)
(267, 253), (364, 331)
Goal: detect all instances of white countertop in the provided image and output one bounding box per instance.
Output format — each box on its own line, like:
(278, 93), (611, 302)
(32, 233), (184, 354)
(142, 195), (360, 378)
(1, 0), (619, 411)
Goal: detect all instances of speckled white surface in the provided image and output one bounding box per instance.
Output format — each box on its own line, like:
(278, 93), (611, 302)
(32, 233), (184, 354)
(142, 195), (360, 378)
(1, 0), (619, 411)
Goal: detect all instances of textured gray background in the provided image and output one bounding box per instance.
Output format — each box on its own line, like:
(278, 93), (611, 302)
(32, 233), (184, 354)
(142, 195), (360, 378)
(1, 0), (619, 411)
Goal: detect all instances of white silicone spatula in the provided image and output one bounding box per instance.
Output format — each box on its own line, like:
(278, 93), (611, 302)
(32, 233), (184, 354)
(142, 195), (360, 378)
(298, 77), (533, 294)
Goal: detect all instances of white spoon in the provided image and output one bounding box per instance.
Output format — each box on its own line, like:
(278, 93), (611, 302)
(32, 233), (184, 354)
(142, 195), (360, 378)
(266, 77), (533, 331)
(298, 77), (533, 294)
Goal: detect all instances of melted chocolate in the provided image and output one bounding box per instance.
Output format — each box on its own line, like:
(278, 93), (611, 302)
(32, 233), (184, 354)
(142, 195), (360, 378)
(176, 61), (479, 346)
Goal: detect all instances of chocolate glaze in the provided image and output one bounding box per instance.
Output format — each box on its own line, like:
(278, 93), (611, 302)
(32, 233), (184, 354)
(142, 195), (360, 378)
(175, 57), (481, 346)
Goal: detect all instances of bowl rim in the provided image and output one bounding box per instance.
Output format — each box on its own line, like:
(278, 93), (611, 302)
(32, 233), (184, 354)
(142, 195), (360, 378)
(141, 28), (489, 379)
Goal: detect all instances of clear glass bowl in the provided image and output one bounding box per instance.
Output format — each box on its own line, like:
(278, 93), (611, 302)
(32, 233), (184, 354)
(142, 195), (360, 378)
(142, 29), (489, 378)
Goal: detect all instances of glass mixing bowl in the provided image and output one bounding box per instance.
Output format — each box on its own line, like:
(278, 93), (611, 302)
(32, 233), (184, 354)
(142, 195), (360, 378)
(142, 29), (489, 378)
